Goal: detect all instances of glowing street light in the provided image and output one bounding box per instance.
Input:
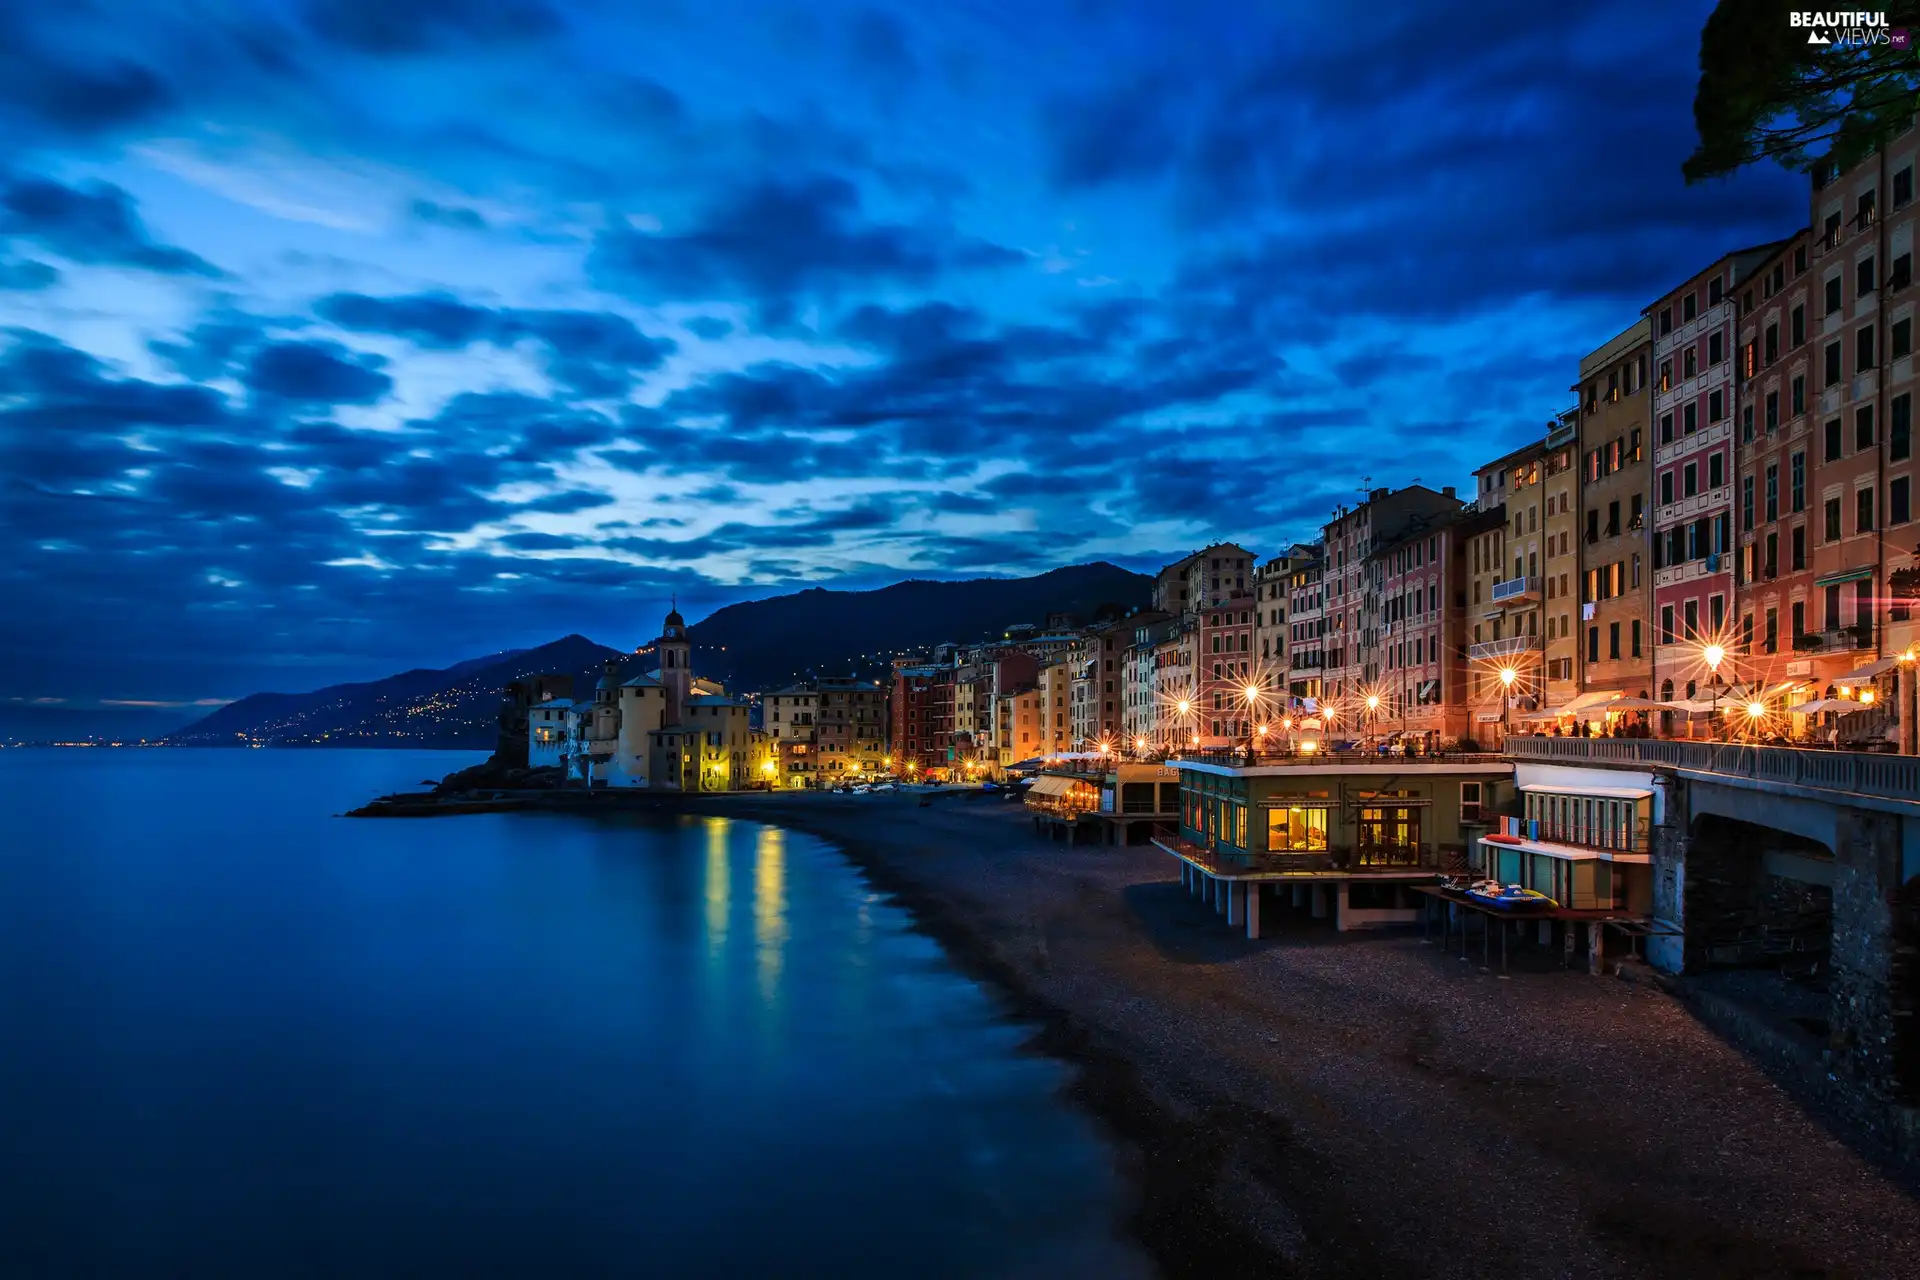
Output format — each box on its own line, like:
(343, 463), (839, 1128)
(1498, 666), (1517, 737)
(1702, 643), (1727, 733)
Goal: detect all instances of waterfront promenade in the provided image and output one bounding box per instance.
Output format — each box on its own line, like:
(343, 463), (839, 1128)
(692, 790), (1920, 1280)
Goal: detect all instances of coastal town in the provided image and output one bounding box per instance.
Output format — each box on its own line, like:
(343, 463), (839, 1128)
(448, 133), (1920, 1176)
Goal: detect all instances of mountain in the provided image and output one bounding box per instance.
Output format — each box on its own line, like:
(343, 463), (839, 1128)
(166, 636), (619, 747)
(683, 561), (1153, 689)
(159, 562), (1152, 747)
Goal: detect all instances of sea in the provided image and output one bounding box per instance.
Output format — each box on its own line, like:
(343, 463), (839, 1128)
(0, 748), (1150, 1279)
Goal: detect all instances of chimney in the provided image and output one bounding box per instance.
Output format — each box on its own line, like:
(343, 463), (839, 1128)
(1442, 485), (1456, 498)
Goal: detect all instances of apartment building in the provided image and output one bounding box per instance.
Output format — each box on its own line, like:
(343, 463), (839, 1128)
(1151, 622), (1196, 748)
(1320, 486), (1463, 703)
(1805, 147), (1916, 671)
(1542, 409), (1582, 710)
(1286, 554), (1327, 702)
(1375, 517), (1470, 740)
(1575, 320), (1656, 702)
(1648, 241), (1785, 704)
(813, 676), (888, 780)
(1457, 504), (1516, 738)
(1197, 595), (1257, 744)
(1735, 231), (1821, 682)
(1470, 439), (1549, 736)
(888, 662), (953, 777)
(763, 682), (819, 787)
(1037, 658), (1074, 754)
(1122, 613), (1180, 749)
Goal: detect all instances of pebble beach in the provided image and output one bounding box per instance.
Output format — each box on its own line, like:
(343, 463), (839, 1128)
(688, 789), (1920, 1280)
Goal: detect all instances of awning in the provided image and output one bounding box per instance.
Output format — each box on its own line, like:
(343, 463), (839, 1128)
(1520, 784), (1653, 799)
(1562, 691), (1624, 713)
(1259, 796), (1337, 810)
(1789, 699), (1873, 715)
(1029, 774), (1078, 796)
(1516, 706), (1567, 721)
(1837, 657), (1900, 683)
(1664, 699), (1721, 714)
(1598, 696), (1668, 711)
(1478, 833), (1651, 864)
(1814, 566), (1875, 588)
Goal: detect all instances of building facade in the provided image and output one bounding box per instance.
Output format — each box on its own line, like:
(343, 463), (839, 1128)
(1576, 320), (1656, 703)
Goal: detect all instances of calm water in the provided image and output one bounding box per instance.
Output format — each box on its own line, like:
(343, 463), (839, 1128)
(0, 749), (1147, 1279)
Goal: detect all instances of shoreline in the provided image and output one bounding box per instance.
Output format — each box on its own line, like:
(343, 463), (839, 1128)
(665, 790), (1920, 1280)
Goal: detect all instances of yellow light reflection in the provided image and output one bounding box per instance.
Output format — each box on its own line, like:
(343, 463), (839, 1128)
(753, 825), (788, 1003)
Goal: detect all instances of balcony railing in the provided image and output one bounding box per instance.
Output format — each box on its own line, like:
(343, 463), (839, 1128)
(1468, 634), (1544, 663)
(1505, 735), (1920, 799)
(1169, 747), (1510, 768)
(1490, 575), (1541, 604)
(1151, 828), (1440, 874)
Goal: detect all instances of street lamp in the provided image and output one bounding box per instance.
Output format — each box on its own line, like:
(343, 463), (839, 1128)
(1365, 692), (1381, 742)
(1498, 666), (1517, 738)
(1242, 683), (1262, 754)
(1703, 643), (1726, 736)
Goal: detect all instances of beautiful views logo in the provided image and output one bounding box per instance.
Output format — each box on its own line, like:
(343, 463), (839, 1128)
(1789, 10), (1898, 45)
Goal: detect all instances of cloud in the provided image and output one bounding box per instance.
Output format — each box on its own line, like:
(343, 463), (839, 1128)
(313, 291), (676, 396)
(242, 340), (392, 405)
(587, 174), (1022, 317)
(299, 0), (564, 56)
(0, 256), (58, 290)
(409, 198), (489, 230)
(0, 175), (222, 276)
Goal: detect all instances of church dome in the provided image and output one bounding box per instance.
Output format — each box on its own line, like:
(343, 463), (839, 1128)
(664, 608), (685, 628)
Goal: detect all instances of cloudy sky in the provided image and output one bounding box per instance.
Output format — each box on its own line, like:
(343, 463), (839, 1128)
(1, 0), (1804, 707)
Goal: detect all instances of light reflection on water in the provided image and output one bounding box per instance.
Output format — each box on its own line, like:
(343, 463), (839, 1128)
(0, 749), (1152, 1279)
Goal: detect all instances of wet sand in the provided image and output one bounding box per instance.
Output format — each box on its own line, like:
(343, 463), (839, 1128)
(685, 790), (1920, 1280)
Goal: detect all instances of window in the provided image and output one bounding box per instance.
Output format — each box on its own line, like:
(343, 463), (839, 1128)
(1684, 292), (1698, 321)
(1857, 404), (1875, 449)
(1709, 277), (1723, 306)
(1765, 323), (1779, 364)
(1859, 255), (1877, 297)
(1897, 164), (1914, 207)
(1765, 531), (1779, 576)
(1765, 464), (1779, 521)
(1791, 303), (1806, 346)
(1709, 451), (1725, 488)
(1825, 339), (1843, 386)
(1796, 244), (1809, 274)
(1826, 496), (1843, 540)
(1608, 621), (1620, 661)
(1895, 393), (1912, 460)
(1709, 388), (1725, 421)
(1792, 374), (1806, 416)
(1792, 600), (1806, 641)
(1857, 486), (1874, 533)
(1659, 307), (1672, 336)
(1709, 331), (1724, 364)
(1684, 599), (1700, 640)
(1826, 274), (1843, 315)
(1684, 346), (1698, 378)
(1683, 462), (1698, 497)
(1792, 524), (1806, 570)
(1894, 476), (1912, 525)
(1826, 417), (1844, 460)
(1791, 451), (1806, 510)
(1587, 625), (1599, 663)
(1631, 619), (1642, 657)
(1765, 607), (1779, 653)
(1858, 323), (1876, 371)
(1684, 402), (1697, 433)
(1460, 782), (1483, 823)
(1660, 411), (1674, 443)
(1765, 389), (1778, 431)
(1660, 469), (1675, 504)
(1741, 475), (1755, 530)
(1660, 604), (1675, 645)
(1268, 803), (1328, 852)
(1897, 316), (1914, 360)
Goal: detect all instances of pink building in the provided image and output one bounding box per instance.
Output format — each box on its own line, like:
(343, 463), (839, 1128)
(1647, 242), (1788, 704)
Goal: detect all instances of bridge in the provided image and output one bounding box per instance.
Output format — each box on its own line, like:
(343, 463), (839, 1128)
(1506, 735), (1920, 1110)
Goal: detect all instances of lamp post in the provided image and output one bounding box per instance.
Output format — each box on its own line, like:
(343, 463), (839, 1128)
(1174, 698), (1192, 754)
(1242, 683), (1262, 757)
(1703, 644), (1726, 738)
(1498, 666), (1517, 740)
(1365, 692), (1381, 743)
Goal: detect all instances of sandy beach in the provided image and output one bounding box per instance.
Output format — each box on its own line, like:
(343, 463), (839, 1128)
(680, 789), (1920, 1280)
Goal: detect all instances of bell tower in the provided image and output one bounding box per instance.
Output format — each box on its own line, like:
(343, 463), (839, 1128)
(659, 596), (692, 726)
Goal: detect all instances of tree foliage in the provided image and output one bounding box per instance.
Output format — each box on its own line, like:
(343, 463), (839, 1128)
(1687, 0), (1920, 183)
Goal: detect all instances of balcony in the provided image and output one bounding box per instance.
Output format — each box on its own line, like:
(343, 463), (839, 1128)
(1468, 634), (1544, 664)
(1490, 575), (1541, 605)
(1506, 736), (1920, 806)
(1655, 483), (1731, 529)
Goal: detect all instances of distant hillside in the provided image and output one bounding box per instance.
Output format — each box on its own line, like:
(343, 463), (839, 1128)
(684, 561), (1153, 689)
(166, 636), (620, 747)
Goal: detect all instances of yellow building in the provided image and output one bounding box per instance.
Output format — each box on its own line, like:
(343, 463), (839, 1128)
(1468, 441), (1549, 742)
(1038, 660), (1074, 754)
(1542, 410), (1582, 711)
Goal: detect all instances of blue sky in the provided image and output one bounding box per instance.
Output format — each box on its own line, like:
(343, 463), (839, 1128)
(0, 0), (1805, 705)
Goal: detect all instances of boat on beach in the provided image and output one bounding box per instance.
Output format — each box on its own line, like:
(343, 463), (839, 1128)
(1464, 882), (1557, 910)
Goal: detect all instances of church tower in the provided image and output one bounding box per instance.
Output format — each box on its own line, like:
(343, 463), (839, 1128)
(658, 598), (692, 727)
